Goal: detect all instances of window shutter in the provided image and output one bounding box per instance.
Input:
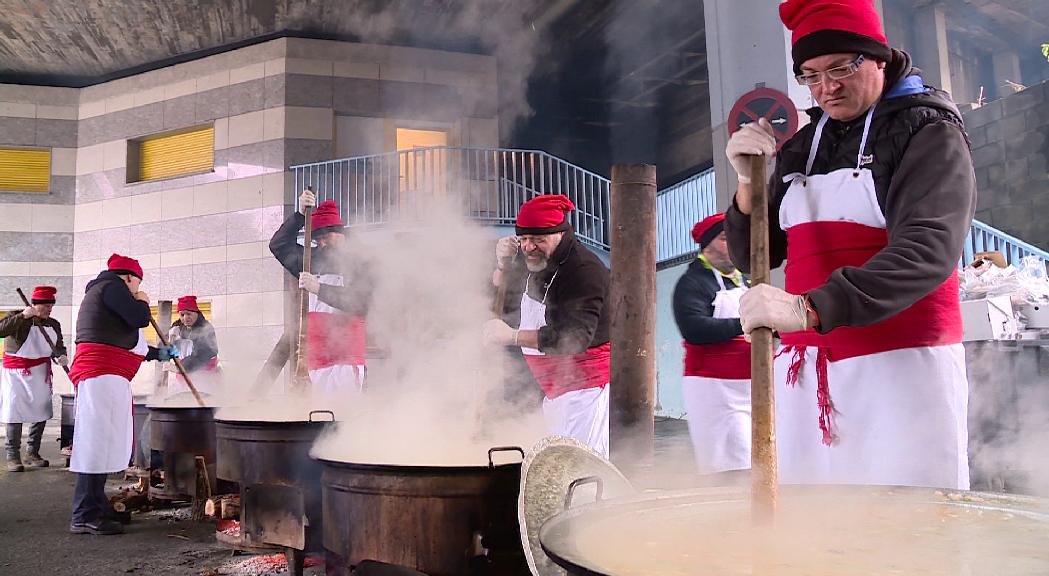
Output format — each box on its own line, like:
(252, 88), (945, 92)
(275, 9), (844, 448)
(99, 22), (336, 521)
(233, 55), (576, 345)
(133, 126), (214, 183)
(0, 147), (50, 192)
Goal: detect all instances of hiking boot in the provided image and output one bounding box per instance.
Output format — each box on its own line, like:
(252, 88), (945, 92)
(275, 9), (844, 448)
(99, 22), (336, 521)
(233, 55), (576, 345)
(69, 519), (124, 535)
(105, 509), (132, 525)
(5, 455), (24, 473)
(23, 451), (49, 468)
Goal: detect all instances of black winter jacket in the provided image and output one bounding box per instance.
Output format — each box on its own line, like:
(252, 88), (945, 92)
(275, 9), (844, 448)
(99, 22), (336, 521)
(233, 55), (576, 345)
(672, 259), (747, 345)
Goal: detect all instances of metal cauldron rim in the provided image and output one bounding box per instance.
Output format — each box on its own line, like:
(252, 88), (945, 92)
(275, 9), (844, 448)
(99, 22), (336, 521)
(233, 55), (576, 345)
(538, 484), (1049, 576)
(315, 446), (526, 474)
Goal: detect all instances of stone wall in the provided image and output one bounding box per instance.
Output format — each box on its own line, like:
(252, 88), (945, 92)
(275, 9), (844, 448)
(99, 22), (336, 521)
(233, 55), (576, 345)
(964, 79), (1049, 251)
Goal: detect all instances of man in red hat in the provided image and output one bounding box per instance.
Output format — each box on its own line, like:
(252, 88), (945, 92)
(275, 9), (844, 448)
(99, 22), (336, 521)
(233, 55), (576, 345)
(67, 254), (179, 535)
(724, 0), (976, 489)
(672, 214), (752, 482)
(270, 189), (370, 394)
(1, 286), (67, 472)
(484, 194), (611, 457)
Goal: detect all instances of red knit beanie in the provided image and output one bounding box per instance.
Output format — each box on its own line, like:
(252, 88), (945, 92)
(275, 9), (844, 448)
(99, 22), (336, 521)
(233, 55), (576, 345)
(780, 0), (891, 74)
(691, 213), (726, 247)
(31, 286), (57, 304)
(177, 295), (200, 313)
(516, 195), (575, 235)
(107, 253), (144, 279)
(311, 201), (344, 233)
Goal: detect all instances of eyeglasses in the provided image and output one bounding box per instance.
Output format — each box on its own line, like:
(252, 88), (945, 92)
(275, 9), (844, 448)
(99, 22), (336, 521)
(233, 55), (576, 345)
(796, 54), (865, 86)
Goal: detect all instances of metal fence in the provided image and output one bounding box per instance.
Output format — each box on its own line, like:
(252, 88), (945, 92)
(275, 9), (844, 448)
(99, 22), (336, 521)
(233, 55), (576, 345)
(656, 168), (717, 264)
(292, 148), (1049, 271)
(291, 146), (611, 250)
(964, 219), (1049, 269)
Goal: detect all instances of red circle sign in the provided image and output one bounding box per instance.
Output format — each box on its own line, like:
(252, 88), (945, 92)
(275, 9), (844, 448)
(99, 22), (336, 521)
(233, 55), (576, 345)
(727, 87), (799, 151)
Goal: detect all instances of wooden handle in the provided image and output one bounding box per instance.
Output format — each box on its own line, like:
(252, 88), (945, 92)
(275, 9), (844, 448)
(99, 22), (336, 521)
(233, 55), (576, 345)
(491, 254), (517, 316)
(749, 154), (778, 522)
(294, 191), (315, 390)
(15, 288), (70, 375)
(150, 317), (205, 407)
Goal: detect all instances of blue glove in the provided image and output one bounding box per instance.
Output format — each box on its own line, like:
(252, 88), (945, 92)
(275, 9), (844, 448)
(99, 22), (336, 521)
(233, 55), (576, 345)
(157, 344), (181, 361)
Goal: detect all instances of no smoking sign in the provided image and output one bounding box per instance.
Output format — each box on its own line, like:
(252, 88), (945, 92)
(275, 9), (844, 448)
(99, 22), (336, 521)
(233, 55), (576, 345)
(727, 87), (799, 151)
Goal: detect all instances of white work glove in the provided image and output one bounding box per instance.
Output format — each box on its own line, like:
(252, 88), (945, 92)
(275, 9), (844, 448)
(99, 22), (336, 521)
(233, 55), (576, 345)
(299, 272), (320, 294)
(21, 305), (37, 318)
(55, 355), (68, 367)
(726, 118), (776, 184)
(483, 319), (517, 347)
(739, 284), (809, 336)
(299, 189), (317, 214)
(495, 236), (519, 267)
(134, 291), (151, 304)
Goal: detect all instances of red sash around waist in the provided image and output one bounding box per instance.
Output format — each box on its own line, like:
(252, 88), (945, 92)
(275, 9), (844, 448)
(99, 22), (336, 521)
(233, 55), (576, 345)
(524, 342), (610, 400)
(307, 312), (366, 370)
(683, 338), (751, 380)
(68, 342), (145, 388)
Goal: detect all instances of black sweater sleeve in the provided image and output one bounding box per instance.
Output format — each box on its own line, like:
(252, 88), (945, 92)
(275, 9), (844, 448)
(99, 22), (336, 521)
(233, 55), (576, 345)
(536, 259), (608, 355)
(101, 284), (152, 329)
(807, 122), (976, 332)
(51, 319), (67, 358)
(316, 261), (374, 317)
(180, 324), (219, 372)
(672, 270), (744, 345)
(269, 211), (306, 275)
(0, 311), (25, 338)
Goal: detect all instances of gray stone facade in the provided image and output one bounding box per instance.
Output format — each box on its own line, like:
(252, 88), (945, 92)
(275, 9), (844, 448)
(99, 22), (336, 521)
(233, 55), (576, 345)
(965, 79), (1049, 251)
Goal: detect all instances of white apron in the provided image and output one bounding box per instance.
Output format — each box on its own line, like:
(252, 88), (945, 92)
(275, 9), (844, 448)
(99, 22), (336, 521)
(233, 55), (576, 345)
(164, 331), (222, 398)
(520, 272), (610, 458)
(774, 106), (969, 489)
(682, 270), (752, 474)
(0, 324), (56, 423)
(308, 273), (365, 395)
(70, 330), (146, 474)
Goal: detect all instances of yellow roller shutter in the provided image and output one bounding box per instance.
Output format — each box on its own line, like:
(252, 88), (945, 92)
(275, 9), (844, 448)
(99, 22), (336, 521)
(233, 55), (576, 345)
(133, 126), (214, 183)
(0, 147), (51, 192)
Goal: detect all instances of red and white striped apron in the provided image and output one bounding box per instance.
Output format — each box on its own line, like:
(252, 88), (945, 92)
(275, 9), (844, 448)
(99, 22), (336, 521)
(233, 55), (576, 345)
(0, 324), (56, 423)
(775, 106), (969, 489)
(307, 273), (366, 395)
(520, 271), (610, 458)
(681, 269), (752, 474)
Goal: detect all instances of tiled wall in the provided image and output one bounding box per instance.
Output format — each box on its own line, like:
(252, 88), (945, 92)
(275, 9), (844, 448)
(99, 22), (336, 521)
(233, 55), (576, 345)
(0, 37), (499, 392)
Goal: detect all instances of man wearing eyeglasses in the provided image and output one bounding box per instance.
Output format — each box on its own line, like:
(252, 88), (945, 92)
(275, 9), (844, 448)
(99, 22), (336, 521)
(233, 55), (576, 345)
(723, 0), (976, 490)
(483, 194), (612, 457)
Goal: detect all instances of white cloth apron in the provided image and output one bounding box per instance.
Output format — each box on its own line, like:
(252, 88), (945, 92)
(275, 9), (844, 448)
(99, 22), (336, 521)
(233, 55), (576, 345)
(164, 330), (222, 399)
(70, 330), (147, 474)
(682, 269), (752, 474)
(308, 273), (365, 395)
(0, 325), (56, 423)
(520, 272), (610, 458)
(775, 107), (970, 489)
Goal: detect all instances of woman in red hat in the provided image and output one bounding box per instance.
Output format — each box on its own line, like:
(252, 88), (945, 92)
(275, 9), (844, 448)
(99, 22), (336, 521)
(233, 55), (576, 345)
(0, 286), (68, 472)
(485, 194), (612, 457)
(672, 214), (753, 482)
(724, 0), (975, 489)
(163, 295), (220, 388)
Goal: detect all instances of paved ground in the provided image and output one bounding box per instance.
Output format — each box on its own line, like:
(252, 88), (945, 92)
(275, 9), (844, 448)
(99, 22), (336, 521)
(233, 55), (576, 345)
(0, 415), (696, 575)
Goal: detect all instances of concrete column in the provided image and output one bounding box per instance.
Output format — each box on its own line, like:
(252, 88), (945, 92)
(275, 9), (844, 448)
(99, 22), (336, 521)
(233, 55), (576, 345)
(703, 0), (811, 210)
(992, 50), (1023, 99)
(912, 4), (953, 94)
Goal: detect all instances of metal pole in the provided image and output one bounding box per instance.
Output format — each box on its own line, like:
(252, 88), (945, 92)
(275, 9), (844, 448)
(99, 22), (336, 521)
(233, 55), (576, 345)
(155, 299), (172, 392)
(609, 163), (657, 471)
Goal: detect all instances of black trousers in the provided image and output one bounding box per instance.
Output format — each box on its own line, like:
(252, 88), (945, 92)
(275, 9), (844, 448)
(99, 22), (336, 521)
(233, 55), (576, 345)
(71, 473), (111, 525)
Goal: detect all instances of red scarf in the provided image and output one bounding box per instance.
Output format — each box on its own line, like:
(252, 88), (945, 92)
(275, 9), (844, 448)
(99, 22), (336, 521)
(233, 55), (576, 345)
(68, 342), (145, 388)
(307, 312), (366, 369)
(2, 356), (53, 389)
(524, 342), (610, 399)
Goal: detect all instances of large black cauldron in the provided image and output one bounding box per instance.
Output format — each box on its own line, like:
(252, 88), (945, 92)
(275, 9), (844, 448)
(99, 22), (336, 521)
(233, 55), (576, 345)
(318, 447), (529, 576)
(149, 406), (216, 500)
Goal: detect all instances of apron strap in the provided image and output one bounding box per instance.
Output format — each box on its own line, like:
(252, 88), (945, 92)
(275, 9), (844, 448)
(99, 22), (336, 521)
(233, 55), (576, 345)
(804, 113), (830, 176)
(855, 105), (877, 170)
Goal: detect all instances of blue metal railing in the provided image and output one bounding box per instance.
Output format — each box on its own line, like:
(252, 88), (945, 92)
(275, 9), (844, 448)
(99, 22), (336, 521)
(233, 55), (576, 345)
(290, 146), (610, 251)
(292, 149), (1049, 270)
(964, 220), (1049, 269)
(656, 168), (717, 264)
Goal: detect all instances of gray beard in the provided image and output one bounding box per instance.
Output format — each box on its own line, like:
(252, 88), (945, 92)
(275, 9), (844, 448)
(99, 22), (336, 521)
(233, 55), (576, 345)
(525, 258), (548, 272)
